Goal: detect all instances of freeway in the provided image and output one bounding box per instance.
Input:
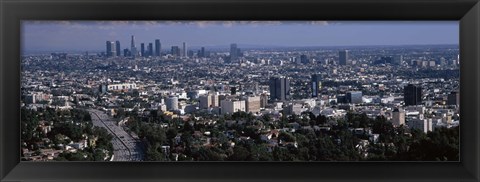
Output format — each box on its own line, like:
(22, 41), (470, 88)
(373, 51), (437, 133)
(88, 109), (144, 161)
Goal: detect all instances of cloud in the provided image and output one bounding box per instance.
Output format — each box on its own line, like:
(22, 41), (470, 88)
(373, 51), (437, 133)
(25, 20), (330, 29)
(308, 21), (329, 25)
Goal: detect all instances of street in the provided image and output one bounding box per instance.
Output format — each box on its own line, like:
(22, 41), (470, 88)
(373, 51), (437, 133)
(88, 109), (144, 161)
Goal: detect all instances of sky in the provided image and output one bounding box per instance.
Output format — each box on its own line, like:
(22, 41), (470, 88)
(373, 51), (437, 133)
(21, 21), (459, 53)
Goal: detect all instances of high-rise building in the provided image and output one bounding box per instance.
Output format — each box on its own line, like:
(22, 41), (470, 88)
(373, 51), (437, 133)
(300, 55), (309, 64)
(106, 41), (115, 57)
(339, 50), (348, 65)
(131, 35), (137, 58)
(148, 43), (153, 57)
(311, 74), (322, 97)
(106, 41), (112, 57)
(140, 43), (145, 57)
(198, 47), (206, 58)
(220, 99), (246, 114)
(155, 39), (161, 57)
(123, 49), (130, 57)
(201, 47), (205, 57)
(131, 35), (136, 49)
(182, 42), (187, 58)
(404, 84), (422, 106)
(199, 95), (211, 109)
(115, 41), (121, 57)
(269, 76), (290, 102)
(230, 43), (238, 61)
(260, 93), (268, 108)
(171, 46), (180, 57)
(246, 96), (261, 113)
(211, 94), (219, 107)
(346, 91), (362, 104)
(166, 96), (179, 111)
(392, 108), (406, 126)
(199, 94), (218, 109)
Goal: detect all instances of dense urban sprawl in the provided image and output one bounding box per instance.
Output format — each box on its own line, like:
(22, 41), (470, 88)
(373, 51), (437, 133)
(21, 37), (460, 161)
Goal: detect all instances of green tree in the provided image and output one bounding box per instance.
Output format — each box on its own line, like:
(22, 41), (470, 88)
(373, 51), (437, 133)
(229, 146), (250, 161)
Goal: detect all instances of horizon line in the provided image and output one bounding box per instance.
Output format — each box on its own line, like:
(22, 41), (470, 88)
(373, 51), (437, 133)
(22, 43), (459, 54)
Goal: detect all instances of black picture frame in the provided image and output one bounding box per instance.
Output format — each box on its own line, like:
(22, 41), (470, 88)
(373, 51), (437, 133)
(1, 0), (479, 181)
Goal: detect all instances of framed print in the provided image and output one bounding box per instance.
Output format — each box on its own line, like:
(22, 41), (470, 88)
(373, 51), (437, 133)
(1, 0), (479, 181)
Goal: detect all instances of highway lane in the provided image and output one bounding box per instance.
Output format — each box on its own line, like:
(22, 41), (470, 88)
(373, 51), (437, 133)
(88, 109), (144, 161)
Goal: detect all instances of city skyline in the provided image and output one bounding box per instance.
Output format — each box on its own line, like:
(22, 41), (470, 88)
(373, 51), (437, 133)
(21, 21), (458, 53)
(20, 20), (460, 162)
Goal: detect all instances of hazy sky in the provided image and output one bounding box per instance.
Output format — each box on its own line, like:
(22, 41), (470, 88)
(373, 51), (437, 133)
(21, 21), (458, 52)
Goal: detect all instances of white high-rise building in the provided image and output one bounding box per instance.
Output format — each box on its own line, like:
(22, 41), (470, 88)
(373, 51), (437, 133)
(221, 100), (245, 114)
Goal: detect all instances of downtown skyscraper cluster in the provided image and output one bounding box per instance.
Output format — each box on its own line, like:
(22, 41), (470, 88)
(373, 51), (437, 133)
(106, 35), (162, 58)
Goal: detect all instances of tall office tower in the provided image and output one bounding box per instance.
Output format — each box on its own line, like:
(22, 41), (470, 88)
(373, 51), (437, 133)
(131, 35), (135, 49)
(111, 42), (116, 57)
(311, 74), (322, 98)
(392, 108), (406, 126)
(197, 47), (207, 58)
(346, 91), (363, 104)
(115, 41), (121, 57)
(339, 50), (349, 65)
(200, 47), (205, 57)
(106, 41), (115, 57)
(404, 84), (422, 106)
(123, 49), (130, 57)
(166, 96), (179, 111)
(155, 39), (161, 56)
(148, 43), (153, 57)
(230, 43), (238, 61)
(199, 95), (212, 109)
(171, 46), (180, 57)
(130, 35), (137, 58)
(106, 41), (112, 57)
(182, 42), (187, 58)
(140, 43), (145, 57)
(269, 76), (290, 102)
(199, 94), (218, 109)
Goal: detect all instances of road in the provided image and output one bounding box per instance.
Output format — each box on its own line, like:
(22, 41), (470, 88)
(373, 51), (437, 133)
(88, 109), (144, 161)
